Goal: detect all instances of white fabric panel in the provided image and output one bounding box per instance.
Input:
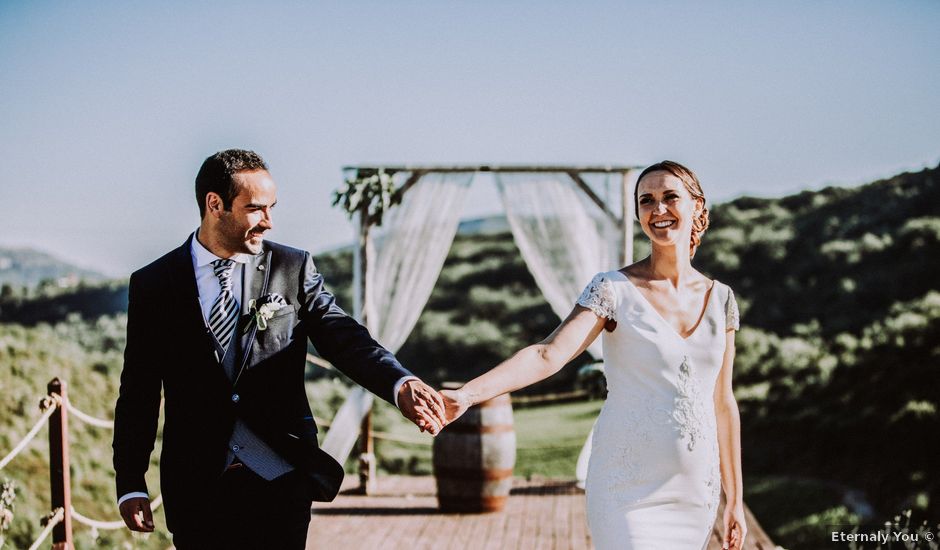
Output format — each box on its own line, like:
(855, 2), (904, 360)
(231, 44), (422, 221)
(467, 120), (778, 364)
(322, 172), (472, 466)
(366, 172), (474, 352)
(494, 173), (620, 358)
(320, 387), (374, 461)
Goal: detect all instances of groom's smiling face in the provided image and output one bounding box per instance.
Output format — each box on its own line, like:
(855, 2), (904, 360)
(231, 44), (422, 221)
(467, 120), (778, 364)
(215, 169), (278, 255)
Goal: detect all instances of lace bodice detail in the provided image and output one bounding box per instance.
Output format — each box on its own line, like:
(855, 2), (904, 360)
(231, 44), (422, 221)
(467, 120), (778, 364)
(577, 273), (618, 321)
(673, 356), (707, 452)
(725, 287), (740, 331)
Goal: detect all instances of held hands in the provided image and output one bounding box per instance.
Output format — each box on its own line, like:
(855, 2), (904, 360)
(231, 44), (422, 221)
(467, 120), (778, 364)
(119, 497), (154, 532)
(399, 382), (477, 435)
(439, 388), (473, 425)
(398, 380), (447, 435)
(722, 503), (747, 550)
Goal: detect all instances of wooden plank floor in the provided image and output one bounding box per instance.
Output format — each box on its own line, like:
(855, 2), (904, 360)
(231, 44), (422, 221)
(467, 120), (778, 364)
(306, 476), (776, 550)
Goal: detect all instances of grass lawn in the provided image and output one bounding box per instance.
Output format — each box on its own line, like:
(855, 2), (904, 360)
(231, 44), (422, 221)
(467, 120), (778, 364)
(513, 400), (602, 477)
(356, 396), (603, 479)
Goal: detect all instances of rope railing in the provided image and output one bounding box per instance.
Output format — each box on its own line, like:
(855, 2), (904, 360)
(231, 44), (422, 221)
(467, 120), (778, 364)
(372, 430), (434, 446)
(27, 507), (63, 550)
(70, 494), (164, 532)
(64, 399), (114, 429)
(313, 414), (433, 446)
(315, 415), (584, 449)
(0, 392), (66, 549)
(324, 416), (583, 450)
(2, 380), (169, 548)
(57, 393), (167, 533)
(0, 394), (60, 471)
(517, 442), (585, 451)
(368, 431), (584, 450)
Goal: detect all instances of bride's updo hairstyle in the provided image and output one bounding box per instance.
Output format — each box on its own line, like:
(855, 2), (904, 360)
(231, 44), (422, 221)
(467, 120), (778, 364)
(634, 160), (710, 257)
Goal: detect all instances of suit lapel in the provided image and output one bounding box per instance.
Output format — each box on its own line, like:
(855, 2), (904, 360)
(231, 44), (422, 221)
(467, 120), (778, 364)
(169, 234), (223, 367)
(234, 247), (272, 386)
(170, 235), (209, 338)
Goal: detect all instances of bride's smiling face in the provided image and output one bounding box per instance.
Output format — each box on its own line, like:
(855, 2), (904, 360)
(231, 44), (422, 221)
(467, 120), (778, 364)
(636, 171), (701, 249)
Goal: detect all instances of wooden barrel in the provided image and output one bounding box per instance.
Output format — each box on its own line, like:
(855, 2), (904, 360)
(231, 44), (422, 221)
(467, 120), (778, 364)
(433, 392), (516, 513)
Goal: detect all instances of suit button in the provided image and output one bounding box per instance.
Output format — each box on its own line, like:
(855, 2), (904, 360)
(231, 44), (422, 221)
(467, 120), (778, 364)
(231, 393), (240, 403)
(232, 444), (240, 452)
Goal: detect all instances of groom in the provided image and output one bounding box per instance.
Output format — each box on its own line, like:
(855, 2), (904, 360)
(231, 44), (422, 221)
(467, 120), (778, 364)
(113, 149), (445, 549)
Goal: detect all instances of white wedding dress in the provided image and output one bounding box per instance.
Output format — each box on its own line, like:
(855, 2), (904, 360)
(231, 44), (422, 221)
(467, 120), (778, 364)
(577, 271), (740, 550)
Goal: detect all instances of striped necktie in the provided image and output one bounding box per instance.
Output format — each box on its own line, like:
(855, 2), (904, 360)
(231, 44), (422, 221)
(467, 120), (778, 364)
(209, 259), (240, 354)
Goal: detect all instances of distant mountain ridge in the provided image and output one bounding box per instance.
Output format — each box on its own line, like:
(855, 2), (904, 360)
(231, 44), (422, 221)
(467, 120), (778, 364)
(318, 215), (511, 256)
(0, 246), (107, 288)
(457, 215), (510, 235)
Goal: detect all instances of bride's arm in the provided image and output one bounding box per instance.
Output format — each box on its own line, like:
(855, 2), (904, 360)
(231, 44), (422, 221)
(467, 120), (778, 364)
(442, 306), (607, 420)
(714, 329), (747, 549)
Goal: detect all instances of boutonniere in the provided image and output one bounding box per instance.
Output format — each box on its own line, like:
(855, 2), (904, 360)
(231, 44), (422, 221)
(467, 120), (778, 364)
(246, 293), (288, 332)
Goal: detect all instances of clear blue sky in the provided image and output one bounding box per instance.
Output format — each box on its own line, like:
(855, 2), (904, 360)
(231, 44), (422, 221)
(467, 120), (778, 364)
(2, 1), (938, 276)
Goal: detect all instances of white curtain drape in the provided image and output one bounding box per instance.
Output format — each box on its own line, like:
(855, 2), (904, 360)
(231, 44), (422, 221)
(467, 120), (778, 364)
(494, 173), (620, 358)
(365, 172), (475, 352)
(322, 172), (473, 462)
(495, 173), (619, 487)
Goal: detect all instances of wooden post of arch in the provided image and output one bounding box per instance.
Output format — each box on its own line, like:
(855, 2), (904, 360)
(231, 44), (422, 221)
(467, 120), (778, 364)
(353, 204), (377, 495)
(621, 169), (634, 266)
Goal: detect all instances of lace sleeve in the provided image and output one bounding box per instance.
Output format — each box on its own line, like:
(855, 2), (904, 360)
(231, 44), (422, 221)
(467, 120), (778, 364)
(725, 287), (740, 331)
(577, 273), (617, 321)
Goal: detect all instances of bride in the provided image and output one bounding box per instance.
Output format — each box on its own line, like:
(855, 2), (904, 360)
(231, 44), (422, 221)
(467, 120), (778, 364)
(440, 161), (746, 550)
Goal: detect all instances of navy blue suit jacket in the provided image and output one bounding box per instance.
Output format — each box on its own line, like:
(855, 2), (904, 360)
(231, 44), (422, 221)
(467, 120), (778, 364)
(112, 235), (412, 530)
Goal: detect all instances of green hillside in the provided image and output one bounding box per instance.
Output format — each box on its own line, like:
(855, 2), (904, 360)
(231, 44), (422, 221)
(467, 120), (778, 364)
(0, 282), (127, 325)
(698, 166), (940, 336)
(0, 247), (107, 289)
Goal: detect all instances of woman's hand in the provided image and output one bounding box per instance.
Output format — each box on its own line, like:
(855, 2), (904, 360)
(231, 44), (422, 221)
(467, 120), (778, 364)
(722, 503), (747, 550)
(439, 388), (473, 425)
(433, 307), (607, 429)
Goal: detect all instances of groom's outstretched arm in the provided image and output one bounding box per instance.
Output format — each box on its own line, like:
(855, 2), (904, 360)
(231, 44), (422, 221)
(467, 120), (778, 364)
(299, 252), (444, 431)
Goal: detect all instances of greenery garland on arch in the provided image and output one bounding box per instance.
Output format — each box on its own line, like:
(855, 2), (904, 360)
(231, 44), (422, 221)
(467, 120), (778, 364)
(331, 169), (401, 227)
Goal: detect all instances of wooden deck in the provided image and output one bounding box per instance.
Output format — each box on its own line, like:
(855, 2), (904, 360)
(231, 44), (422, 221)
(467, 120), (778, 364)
(306, 476), (776, 549)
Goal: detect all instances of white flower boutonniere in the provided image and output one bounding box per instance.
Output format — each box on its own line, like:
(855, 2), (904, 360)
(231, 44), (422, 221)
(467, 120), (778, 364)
(247, 293), (288, 332)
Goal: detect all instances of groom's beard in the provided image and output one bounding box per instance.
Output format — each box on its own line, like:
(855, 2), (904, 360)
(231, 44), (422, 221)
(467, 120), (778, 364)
(243, 228), (266, 254)
(218, 215), (265, 255)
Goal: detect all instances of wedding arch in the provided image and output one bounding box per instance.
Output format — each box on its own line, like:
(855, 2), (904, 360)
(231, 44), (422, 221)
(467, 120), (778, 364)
(321, 164), (642, 493)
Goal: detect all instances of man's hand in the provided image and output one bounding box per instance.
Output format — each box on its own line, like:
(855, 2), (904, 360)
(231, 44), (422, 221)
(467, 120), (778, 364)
(119, 497), (154, 532)
(398, 380), (446, 435)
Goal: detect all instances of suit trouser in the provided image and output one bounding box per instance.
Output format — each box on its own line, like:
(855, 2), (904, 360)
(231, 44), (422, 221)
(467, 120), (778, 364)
(171, 465), (313, 550)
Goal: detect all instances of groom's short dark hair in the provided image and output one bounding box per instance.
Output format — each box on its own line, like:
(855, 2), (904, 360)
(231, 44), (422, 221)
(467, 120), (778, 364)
(195, 149), (268, 219)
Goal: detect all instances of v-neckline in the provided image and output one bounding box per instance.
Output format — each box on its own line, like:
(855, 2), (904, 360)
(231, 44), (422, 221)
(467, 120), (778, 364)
(615, 270), (717, 341)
